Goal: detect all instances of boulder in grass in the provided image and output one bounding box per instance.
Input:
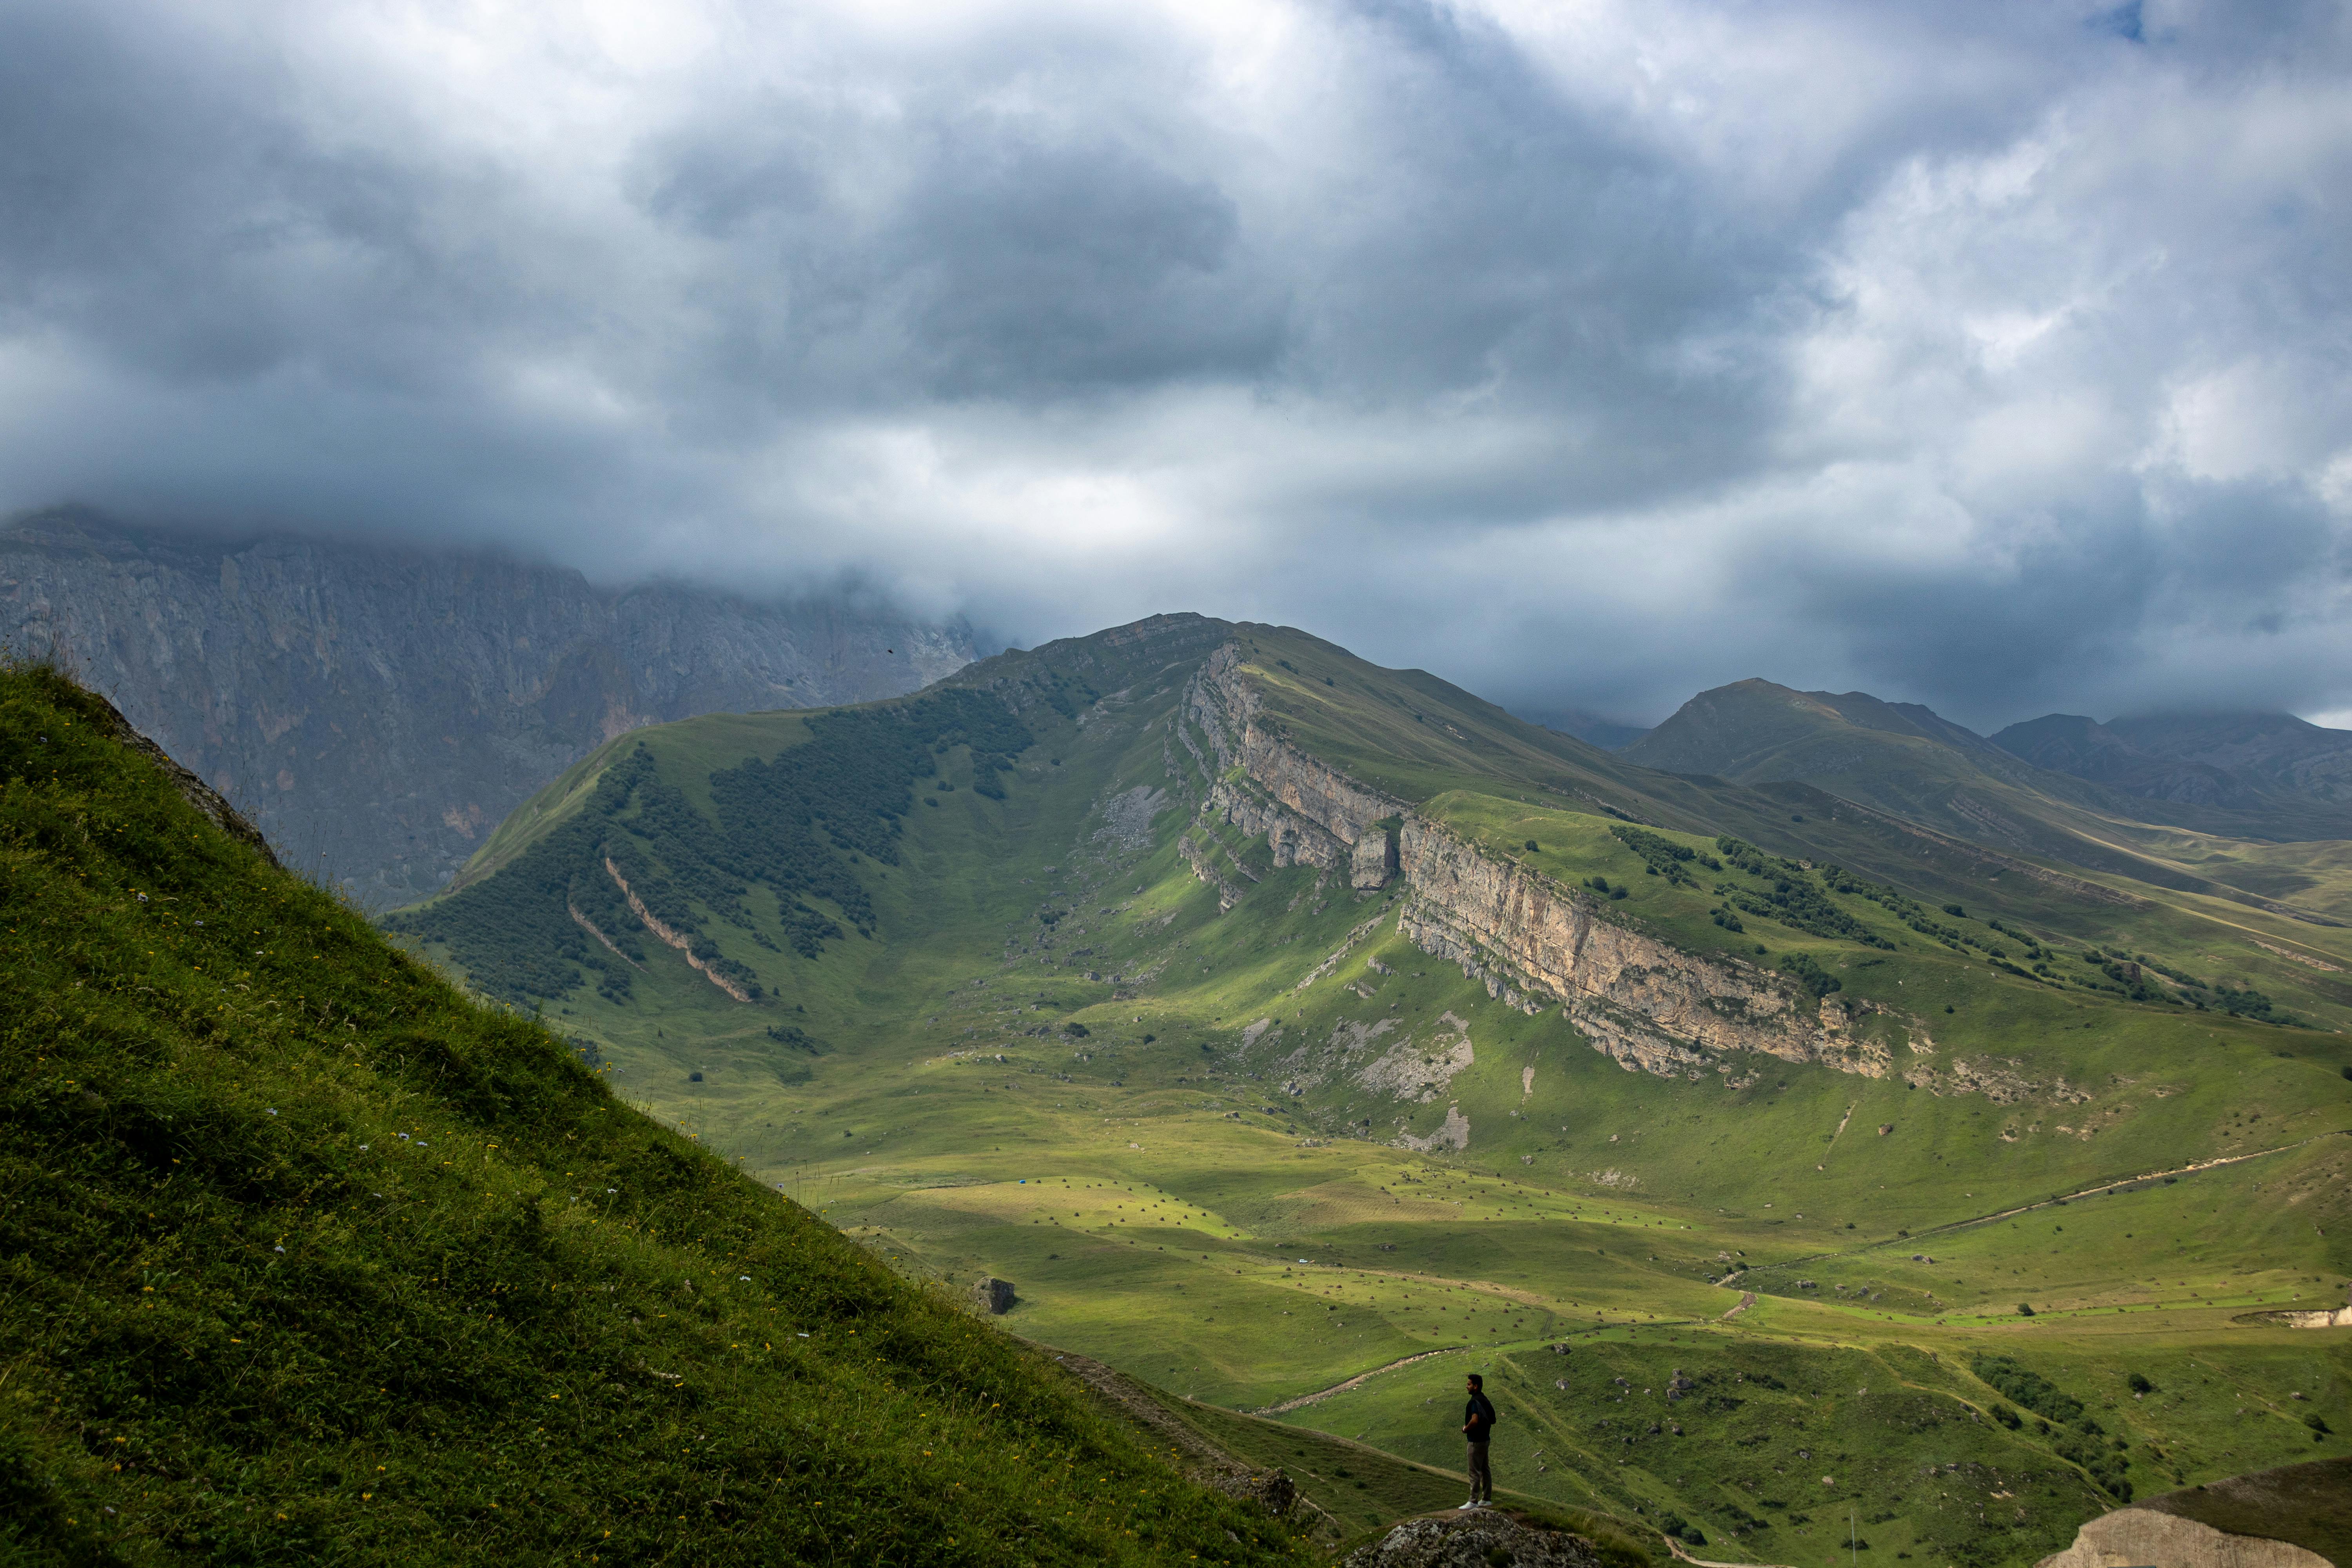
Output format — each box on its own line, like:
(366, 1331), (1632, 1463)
(973, 1278), (1016, 1315)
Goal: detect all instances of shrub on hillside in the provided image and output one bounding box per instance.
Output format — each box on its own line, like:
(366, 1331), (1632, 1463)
(1779, 953), (1842, 1000)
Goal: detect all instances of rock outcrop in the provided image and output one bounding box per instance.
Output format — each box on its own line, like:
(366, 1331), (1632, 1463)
(972, 1278), (1017, 1315)
(1343, 1513), (1604, 1568)
(0, 508), (976, 904)
(1179, 639), (1944, 1094)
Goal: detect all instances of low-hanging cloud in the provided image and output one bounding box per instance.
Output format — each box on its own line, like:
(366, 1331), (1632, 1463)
(2, 0), (2348, 732)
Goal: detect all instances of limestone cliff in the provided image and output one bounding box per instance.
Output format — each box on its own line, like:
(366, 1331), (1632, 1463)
(1179, 639), (1968, 1098)
(1, 508), (977, 903)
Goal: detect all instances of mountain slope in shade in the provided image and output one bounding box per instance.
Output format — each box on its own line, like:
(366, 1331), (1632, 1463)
(0, 508), (978, 905)
(1508, 704), (1651, 751)
(1995, 709), (2352, 815)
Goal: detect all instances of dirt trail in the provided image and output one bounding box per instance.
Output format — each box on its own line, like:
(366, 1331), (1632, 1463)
(1252, 1347), (1468, 1414)
(1719, 1291), (1756, 1320)
(1667, 1536), (1794, 1568)
(1752, 1131), (2344, 1281)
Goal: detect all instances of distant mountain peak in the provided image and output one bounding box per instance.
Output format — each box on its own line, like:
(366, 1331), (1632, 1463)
(1621, 677), (1990, 780)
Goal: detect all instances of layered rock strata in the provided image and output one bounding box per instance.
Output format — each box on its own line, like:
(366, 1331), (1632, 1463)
(1181, 639), (1953, 1092)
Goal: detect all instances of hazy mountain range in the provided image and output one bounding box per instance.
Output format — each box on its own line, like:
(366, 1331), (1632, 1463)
(12, 509), (2349, 912)
(1584, 678), (2352, 845)
(0, 510), (978, 904)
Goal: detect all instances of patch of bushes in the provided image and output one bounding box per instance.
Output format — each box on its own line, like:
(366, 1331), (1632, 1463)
(2201, 985), (2307, 1027)
(1779, 953), (1842, 1000)
(1711, 842), (1894, 949)
(1970, 1355), (2083, 1426)
(1612, 824), (1703, 886)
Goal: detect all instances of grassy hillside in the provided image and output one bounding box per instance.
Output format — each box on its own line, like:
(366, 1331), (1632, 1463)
(0, 657), (1318, 1566)
(386, 617), (2352, 1565)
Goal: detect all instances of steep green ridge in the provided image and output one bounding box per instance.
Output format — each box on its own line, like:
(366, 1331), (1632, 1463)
(0, 658), (1314, 1566)
(395, 617), (2352, 1565)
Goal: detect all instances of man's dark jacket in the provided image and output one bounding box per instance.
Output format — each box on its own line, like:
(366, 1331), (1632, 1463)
(1464, 1391), (1498, 1442)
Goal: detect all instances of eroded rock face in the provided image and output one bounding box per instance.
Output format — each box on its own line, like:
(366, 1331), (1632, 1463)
(1398, 1105), (1471, 1152)
(1179, 637), (1977, 1097)
(1399, 824), (1915, 1083)
(1, 509), (976, 904)
(1357, 1012), (1475, 1103)
(1343, 1513), (1604, 1568)
(1189, 643), (1398, 877)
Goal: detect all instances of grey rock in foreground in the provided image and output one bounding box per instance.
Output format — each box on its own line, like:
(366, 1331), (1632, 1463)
(1, 508), (977, 904)
(1344, 1513), (1604, 1568)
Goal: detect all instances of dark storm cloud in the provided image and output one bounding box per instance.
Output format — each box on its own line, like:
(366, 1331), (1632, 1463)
(1, 0), (2348, 731)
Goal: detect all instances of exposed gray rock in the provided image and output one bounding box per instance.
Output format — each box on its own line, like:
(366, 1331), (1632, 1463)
(1352, 820), (1399, 887)
(1343, 1512), (1604, 1568)
(1, 508), (976, 904)
(973, 1277), (1016, 1314)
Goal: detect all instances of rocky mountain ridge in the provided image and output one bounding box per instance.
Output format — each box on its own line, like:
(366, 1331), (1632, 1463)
(1176, 641), (2001, 1107)
(0, 508), (978, 903)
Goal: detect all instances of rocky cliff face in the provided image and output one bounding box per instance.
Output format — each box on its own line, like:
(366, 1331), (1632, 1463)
(1182, 641), (1959, 1098)
(0, 510), (977, 904)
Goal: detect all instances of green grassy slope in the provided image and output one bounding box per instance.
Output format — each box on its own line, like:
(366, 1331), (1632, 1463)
(0, 658), (1315, 1567)
(386, 617), (2352, 1565)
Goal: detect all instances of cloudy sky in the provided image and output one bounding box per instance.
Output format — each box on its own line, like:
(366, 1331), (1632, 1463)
(2, 0), (2348, 730)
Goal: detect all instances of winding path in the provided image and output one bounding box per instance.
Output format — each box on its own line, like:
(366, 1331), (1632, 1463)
(1666, 1536), (1794, 1568)
(1252, 1348), (1467, 1414)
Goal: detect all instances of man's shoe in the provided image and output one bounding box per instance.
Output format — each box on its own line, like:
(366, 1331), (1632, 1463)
(1456, 1500), (1478, 1510)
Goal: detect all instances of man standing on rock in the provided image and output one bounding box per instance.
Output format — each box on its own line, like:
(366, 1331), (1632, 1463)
(1458, 1372), (1497, 1509)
